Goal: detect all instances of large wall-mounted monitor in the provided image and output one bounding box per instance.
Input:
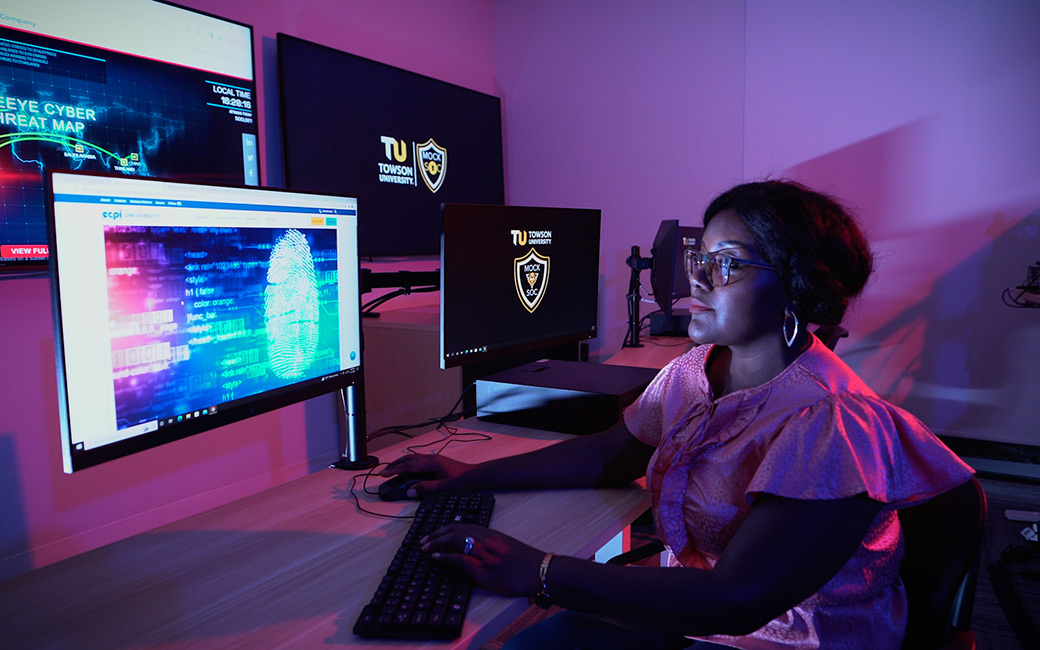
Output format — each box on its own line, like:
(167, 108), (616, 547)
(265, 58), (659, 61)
(48, 171), (361, 473)
(440, 204), (601, 370)
(0, 0), (259, 272)
(277, 33), (504, 258)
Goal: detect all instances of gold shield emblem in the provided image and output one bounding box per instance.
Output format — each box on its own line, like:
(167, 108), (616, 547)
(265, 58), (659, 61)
(514, 248), (550, 313)
(416, 138), (447, 193)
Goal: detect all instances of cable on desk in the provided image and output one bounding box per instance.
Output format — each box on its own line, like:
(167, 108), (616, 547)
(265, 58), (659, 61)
(347, 465), (417, 520)
(367, 382), (477, 442)
(346, 428), (492, 520)
(403, 429), (492, 457)
(1002, 265), (1040, 308)
(1003, 286), (1040, 308)
(346, 382), (491, 519)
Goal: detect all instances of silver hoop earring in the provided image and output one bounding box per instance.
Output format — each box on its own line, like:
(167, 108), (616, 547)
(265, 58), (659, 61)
(783, 310), (800, 348)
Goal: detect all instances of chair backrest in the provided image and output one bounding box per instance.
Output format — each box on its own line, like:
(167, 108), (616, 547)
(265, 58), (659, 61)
(898, 476), (987, 650)
(813, 325), (849, 351)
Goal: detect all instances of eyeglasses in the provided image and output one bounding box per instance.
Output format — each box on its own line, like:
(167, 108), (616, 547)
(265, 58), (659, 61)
(683, 248), (776, 287)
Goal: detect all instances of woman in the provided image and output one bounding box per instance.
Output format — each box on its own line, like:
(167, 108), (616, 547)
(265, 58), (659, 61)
(382, 180), (974, 649)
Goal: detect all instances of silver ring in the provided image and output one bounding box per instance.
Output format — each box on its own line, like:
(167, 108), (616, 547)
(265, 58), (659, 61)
(462, 536), (474, 555)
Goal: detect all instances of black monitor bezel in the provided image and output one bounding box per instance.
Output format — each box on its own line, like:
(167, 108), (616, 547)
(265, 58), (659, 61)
(439, 203), (601, 370)
(276, 32), (504, 258)
(650, 220), (703, 316)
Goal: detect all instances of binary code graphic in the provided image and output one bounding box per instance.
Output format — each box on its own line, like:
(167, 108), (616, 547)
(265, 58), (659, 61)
(265, 229), (320, 379)
(104, 225), (339, 430)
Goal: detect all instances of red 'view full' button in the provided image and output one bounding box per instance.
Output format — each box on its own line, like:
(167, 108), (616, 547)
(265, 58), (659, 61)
(1, 244), (49, 258)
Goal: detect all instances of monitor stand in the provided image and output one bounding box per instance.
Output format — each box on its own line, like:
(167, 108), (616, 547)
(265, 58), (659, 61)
(474, 359), (658, 435)
(331, 385), (377, 470)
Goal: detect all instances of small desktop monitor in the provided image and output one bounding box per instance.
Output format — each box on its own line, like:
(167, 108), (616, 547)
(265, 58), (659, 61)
(649, 220), (702, 334)
(48, 170), (361, 473)
(277, 34), (504, 258)
(0, 0), (259, 272)
(440, 204), (601, 370)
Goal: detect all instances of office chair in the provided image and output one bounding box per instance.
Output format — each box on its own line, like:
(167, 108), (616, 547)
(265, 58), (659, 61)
(898, 475), (987, 650)
(608, 477), (987, 649)
(811, 324), (849, 350)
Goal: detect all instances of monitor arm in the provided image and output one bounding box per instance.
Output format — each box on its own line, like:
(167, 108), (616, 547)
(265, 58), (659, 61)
(623, 246), (652, 348)
(360, 269), (440, 317)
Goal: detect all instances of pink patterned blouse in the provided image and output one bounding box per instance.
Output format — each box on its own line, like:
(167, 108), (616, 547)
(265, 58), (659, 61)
(622, 335), (974, 650)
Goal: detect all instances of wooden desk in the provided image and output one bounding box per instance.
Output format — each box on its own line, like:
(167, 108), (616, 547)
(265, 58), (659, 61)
(605, 335), (693, 369)
(0, 421), (649, 649)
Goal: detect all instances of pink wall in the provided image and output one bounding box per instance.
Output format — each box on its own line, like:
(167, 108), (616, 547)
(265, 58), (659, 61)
(494, 0), (747, 355)
(495, 1), (1040, 453)
(741, 0), (1040, 449)
(0, 0), (496, 581)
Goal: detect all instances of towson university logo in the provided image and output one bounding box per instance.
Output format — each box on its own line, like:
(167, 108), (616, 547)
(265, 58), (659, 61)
(378, 136), (448, 194)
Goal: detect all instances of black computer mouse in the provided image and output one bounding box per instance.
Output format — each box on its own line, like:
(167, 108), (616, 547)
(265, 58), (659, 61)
(378, 473), (431, 501)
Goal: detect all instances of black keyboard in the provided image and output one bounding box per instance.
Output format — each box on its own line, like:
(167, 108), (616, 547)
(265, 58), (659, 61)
(353, 491), (495, 640)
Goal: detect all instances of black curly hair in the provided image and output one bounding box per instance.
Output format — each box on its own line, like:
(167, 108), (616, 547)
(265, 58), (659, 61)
(703, 180), (874, 327)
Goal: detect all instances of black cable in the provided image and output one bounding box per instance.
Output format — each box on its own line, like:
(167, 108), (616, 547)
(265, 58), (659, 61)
(367, 426), (417, 441)
(348, 382), (488, 518)
(404, 429), (492, 457)
(1002, 264), (1040, 308)
(1003, 287), (1037, 308)
(1003, 288), (1024, 307)
(346, 464), (417, 520)
(361, 284), (438, 315)
(361, 289), (405, 313)
(365, 383), (476, 441)
(435, 381), (476, 425)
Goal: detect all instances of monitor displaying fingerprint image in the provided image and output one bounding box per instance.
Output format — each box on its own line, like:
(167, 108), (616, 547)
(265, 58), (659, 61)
(103, 224), (341, 431)
(265, 228), (326, 379)
(49, 171), (361, 473)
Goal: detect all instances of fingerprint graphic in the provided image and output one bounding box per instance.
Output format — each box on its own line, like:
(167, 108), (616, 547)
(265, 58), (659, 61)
(264, 229), (320, 379)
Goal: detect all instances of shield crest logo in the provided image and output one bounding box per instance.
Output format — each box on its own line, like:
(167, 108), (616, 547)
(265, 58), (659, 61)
(514, 249), (550, 313)
(416, 138), (447, 193)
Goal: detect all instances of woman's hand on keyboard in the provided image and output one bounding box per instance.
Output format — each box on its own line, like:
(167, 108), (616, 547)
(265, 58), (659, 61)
(422, 523), (545, 598)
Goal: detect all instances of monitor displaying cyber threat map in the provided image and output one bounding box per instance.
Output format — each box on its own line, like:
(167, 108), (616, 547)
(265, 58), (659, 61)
(1, 0), (259, 270)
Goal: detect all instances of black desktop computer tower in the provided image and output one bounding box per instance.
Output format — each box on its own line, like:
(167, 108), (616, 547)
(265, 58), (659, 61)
(474, 359), (659, 434)
(649, 313), (691, 337)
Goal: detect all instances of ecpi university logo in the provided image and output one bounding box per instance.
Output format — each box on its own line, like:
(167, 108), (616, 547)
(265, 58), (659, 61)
(514, 248), (550, 313)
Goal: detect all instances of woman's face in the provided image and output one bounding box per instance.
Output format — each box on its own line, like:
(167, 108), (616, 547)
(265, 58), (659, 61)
(686, 209), (789, 349)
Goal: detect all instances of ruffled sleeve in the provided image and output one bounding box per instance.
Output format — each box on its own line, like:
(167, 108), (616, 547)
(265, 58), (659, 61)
(623, 346), (711, 448)
(748, 394), (975, 506)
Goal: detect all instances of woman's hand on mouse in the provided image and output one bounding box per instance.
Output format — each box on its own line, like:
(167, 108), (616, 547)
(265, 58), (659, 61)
(381, 454), (476, 494)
